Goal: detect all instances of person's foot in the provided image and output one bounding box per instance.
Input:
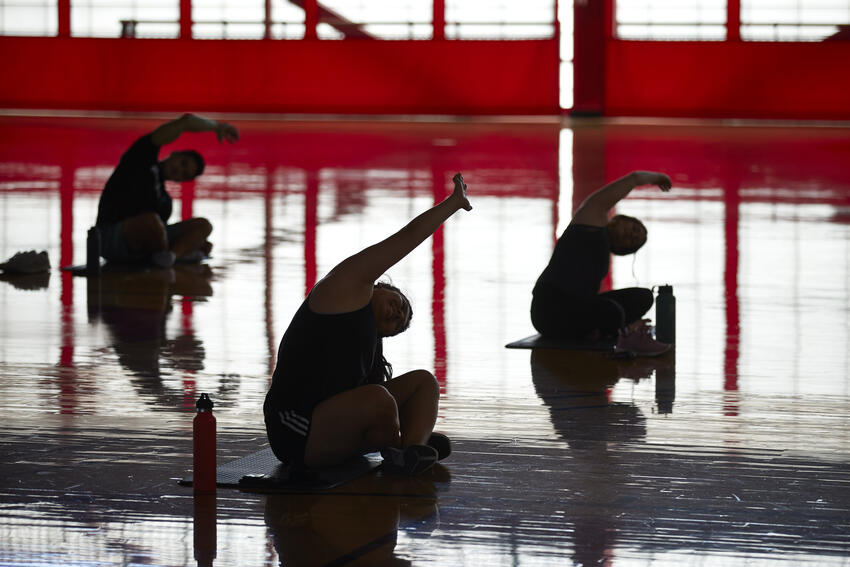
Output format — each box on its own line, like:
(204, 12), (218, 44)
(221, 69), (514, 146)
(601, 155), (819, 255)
(151, 250), (176, 268)
(615, 324), (671, 357)
(0, 250), (50, 274)
(381, 444), (438, 475)
(176, 249), (205, 264)
(427, 432), (452, 461)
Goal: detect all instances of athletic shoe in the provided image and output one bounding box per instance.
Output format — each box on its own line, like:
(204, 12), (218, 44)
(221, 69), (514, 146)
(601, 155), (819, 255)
(427, 432), (452, 461)
(176, 249), (205, 264)
(0, 250), (50, 274)
(615, 325), (671, 357)
(381, 444), (438, 475)
(151, 250), (176, 268)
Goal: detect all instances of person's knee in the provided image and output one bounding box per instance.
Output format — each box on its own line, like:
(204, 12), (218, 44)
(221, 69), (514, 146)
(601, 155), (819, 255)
(636, 287), (654, 311)
(411, 369), (439, 399)
(192, 217), (213, 238)
(125, 213), (167, 252)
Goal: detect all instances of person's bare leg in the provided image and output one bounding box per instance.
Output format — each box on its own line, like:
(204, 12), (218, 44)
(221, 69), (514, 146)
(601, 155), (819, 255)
(383, 369), (439, 448)
(304, 384), (400, 468)
(168, 217), (212, 259)
(121, 212), (168, 256)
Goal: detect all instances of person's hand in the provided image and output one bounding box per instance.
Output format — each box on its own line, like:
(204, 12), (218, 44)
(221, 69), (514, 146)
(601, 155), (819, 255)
(633, 171), (672, 192)
(452, 172), (472, 211)
(215, 122), (239, 144)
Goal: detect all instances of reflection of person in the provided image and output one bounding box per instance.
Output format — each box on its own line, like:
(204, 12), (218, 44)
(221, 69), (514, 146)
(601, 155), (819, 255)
(95, 113), (239, 268)
(264, 471), (440, 566)
(530, 349), (647, 566)
(530, 171), (673, 356)
(264, 174), (470, 475)
(91, 265), (216, 405)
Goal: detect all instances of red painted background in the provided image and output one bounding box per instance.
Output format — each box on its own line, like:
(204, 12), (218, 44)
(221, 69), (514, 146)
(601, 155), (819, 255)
(572, 0), (850, 120)
(0, 37), (559, 115)
(604, 40), (850, 120)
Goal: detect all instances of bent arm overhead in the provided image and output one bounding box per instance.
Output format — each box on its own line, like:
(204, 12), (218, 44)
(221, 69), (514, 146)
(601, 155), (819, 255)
(572, 171), (672, 227)
(149, 113), (240, 147)
(310, 173), (472, 313)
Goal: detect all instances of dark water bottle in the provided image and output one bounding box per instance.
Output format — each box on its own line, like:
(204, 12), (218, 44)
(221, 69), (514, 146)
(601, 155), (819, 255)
(193, 393), (216, 493)
(86, 227), (101, 276)
(655, 284), (676, 344)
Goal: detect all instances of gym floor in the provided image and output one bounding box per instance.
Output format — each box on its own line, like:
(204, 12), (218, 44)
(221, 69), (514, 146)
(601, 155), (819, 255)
(1, 114), (849, 566)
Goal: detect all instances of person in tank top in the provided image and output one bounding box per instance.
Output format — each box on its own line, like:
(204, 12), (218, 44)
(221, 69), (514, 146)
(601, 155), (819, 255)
(265, 173), (471, 475)
(531, 171), (673, 357)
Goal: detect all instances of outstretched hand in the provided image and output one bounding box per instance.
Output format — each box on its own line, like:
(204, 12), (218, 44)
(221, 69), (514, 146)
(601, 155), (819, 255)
(452, 173), (472, 211)
(215, 122), (240, 144)
(633, 171), (672, 192)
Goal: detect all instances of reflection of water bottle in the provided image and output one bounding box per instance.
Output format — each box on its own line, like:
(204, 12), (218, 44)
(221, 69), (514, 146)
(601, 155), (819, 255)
(655, 353), (676, 415)
(656, 285), (676, 344)
(86, 227), (101, 276)
(193, 492), (217, 567)
(193, 393), (216, 493)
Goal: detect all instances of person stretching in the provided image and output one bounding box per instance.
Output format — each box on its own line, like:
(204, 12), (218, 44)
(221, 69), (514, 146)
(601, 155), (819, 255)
(530, 171), (672, 357)
(95, 113), (239, 268)
(264, 173), (471, 475)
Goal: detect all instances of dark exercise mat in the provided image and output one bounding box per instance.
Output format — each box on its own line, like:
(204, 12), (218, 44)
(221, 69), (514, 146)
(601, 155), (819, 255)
(179, 447), (383, 493)
(505, 333), (616, 351)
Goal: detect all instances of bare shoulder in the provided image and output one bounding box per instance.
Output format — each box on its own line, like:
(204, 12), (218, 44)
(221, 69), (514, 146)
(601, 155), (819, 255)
(571, 201), (608, 227)
(307, 271), (373, 314)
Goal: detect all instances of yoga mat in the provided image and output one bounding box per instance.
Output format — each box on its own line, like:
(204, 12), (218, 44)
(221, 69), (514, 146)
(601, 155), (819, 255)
(505, 333), (616, 351)
(179, 447), (383, 493)
(61, 262), (153, 276)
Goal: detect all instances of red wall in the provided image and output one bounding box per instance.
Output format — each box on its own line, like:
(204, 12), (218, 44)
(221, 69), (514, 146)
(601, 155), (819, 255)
(0, 37), (558, 115)
(604, 40), (850, 120)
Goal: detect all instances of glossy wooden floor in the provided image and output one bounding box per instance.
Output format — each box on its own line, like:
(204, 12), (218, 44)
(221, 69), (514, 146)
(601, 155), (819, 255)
(1, 115), (849, 566)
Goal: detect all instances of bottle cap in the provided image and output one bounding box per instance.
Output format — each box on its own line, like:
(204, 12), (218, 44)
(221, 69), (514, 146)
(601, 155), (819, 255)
(658, 284), (673, 294)
(196, 393), (214, 411)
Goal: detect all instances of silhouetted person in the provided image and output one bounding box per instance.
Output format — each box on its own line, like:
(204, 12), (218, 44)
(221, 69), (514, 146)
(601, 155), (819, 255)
(264, 173), (470, 476)
(530, 171), (673, 356)
(95, 113), (239, 268)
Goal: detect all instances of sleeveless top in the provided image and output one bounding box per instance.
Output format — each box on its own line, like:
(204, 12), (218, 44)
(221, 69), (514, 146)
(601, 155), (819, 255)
(264, 297), (386, 418)
(96, 134), (172, 227)
(532, 223), (610, 298)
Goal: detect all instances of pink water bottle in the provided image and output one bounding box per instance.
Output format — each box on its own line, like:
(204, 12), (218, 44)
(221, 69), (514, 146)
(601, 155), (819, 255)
(193, 393), (216, 492)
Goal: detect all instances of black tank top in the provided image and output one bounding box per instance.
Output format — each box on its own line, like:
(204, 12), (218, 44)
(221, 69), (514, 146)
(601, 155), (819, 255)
(265, 297), (385, 416)
(532, 223), (610, 298)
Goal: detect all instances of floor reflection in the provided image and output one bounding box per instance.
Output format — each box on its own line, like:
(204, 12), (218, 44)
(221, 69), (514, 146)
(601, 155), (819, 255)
(531, 349), (659, 566)
(86, 264), (222, 410)
(264, 471), (444, 567)
(2, 116), (850, 566)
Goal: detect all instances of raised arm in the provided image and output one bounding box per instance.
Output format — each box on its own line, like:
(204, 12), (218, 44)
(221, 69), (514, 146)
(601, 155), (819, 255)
(572, 171), (671, 227)
(149, 113), (239, 147)
(309, 173), (472, 314)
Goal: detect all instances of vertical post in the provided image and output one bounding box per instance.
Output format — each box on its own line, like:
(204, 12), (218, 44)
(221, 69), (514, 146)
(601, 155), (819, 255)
(727, 0), (741, 41)
(572, 0), (608, 116)
(180, 0), (192, 39)
(304, 0), (318, 40)
(433, 0), (445, 40)
(264, 0), (272, 39)
(57, 0), (71, 37)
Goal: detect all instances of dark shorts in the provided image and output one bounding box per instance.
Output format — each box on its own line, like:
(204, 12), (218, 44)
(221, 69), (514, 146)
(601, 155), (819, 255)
(264, 393), (312, 465)
(98, 221), (183, 263)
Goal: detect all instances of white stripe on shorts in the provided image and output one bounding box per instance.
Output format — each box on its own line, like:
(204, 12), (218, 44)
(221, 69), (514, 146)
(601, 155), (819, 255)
(279, 410), (309, 436)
